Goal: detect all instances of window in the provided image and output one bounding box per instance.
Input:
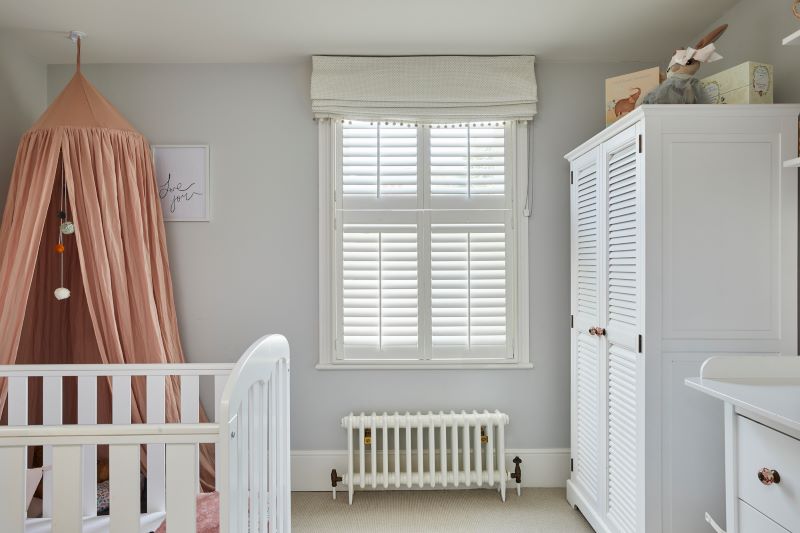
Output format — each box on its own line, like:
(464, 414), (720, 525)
(319, 119), (530, 368)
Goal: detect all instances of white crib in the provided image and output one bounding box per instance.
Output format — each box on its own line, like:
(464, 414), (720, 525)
(0, 334), (291, 533)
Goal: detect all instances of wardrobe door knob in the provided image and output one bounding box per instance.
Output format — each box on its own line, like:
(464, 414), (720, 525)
(758, 468), (780, 485)
(595, 327), (606, 336)
(588, 327), (597, 336)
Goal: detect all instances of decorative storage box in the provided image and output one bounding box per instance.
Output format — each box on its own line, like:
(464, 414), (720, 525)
(701, 61), (773, 104)
(604, 66), (660, 125)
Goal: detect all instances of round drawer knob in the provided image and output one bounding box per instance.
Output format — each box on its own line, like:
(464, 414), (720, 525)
(758, 468), (780, 485)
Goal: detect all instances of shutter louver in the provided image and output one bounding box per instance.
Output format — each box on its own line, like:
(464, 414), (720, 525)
(607, 146), (638, 330)
(342, 121), (417, 199)
(607, 345), (638, 533)
(575, 331), (599, 501)
(430, 125), (505, 196)
(576, 166), (598, 318)
(342, 225), (419, 355)
(431, 224), (507, 355)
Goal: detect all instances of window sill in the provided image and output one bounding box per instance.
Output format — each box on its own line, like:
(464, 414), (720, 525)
(316, 361), (533, 370)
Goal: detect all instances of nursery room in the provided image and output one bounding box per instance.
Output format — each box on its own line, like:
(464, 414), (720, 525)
(1, 0), (800, 532)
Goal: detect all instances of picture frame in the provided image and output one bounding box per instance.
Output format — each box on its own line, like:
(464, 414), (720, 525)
(151, 145), (210, 222)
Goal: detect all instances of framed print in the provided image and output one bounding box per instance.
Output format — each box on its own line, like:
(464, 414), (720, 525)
(152, 145), (210, 221)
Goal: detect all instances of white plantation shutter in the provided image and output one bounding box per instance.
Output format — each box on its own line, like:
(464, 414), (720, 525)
(342, 225), (419, 357)
(430, 125), (505, 198)
(430, 224), (508, 356)
(330, 118), (525, 364)
(342, 121), (418, 200)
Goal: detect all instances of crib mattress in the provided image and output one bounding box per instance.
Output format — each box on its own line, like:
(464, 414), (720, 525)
(25, 512), (166, 533)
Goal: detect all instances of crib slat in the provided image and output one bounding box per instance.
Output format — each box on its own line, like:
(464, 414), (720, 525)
(269, 377), (278, 533)
(147, 375), (166, 513)
(7, 376), (27, 425)
(166, 443), (198, 533)
(463, 415), (471, 487)
(0, 446), (26, 532)
(228, 415), (240, 533)
(109, 443), (140, 533)
(181, 375), (200, 492)
(53, 445), (83, 533)
(237, 401), (248, 529)
(42, 375), (62, 518)
(180, 375), (200, 424)
(214, 374), (227, 491)
(78, 376), (98, 517)
(278, 359), (291, 533)
(248, 385), (258, 533)
(257, 381), (268, 533)
(112, 375), (131, 424)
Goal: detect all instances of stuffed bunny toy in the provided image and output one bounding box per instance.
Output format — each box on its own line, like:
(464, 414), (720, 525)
(643, 24), (728, 105)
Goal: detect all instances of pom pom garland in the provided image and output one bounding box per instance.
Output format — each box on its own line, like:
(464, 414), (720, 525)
(60, 221), (75, 235)
(54, 243), (65, 254)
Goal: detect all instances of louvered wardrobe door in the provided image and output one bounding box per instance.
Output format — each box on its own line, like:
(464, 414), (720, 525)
(570, 147), (602, 508)
(603, 128), (644, 533)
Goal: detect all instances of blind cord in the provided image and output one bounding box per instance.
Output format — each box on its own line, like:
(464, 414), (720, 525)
(523, 121), (533, 217)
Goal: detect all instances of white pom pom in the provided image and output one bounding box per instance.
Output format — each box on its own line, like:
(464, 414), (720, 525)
(54, 287), (71, 300)
(60, 222), (75, 235)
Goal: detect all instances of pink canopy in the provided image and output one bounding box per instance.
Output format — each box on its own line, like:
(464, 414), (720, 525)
(0, 60), (214, 489)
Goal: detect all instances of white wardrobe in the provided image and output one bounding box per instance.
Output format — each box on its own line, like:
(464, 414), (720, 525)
(566, 105), (799, 533)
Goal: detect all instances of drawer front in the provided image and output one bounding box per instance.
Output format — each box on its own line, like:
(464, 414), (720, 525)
(737, 415), (800, 531)
(739, 499), (789, 533)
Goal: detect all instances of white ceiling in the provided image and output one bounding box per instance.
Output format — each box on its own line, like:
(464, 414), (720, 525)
(0, 0), (737, 64)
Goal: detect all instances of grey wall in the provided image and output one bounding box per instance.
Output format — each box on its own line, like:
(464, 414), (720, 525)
(47, 59), (652, 451)
(0, 34), (46, 208)
(694, 0), (800, 102)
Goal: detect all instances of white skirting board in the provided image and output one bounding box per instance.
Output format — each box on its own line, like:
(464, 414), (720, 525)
(291, 448), (570, 492)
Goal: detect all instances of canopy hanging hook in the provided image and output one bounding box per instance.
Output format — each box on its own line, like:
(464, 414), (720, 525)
(68, 31), (87, 73)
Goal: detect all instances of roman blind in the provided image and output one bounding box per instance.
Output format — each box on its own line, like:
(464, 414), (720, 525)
(311, 56), (537, 122)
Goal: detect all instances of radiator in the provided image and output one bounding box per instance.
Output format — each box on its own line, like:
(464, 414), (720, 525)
(331, 410), (521, 504)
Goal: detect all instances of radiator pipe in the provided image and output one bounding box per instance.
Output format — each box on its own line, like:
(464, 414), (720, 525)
(331, 469), (342, 500)
(511, 456), (522, 496)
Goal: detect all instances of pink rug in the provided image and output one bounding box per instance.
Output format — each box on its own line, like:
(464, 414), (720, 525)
(155, 491), (219, 533)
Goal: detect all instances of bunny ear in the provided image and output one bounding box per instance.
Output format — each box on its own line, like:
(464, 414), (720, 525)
(695, 24), (728, 48)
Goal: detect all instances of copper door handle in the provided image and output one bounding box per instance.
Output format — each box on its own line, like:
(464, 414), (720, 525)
(588, 327), (606, 337)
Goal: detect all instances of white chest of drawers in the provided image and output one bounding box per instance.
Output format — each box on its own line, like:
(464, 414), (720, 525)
(687, 356), (800, 533)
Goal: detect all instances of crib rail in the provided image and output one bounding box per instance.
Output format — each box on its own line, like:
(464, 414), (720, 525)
(0, 333), (290, 533)
(0, 423), (217, 533)
(0, 362), (235, 521)
(218, 334), (291, 533)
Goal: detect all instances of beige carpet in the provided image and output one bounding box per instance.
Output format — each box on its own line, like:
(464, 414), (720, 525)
(292, 488), (594, 533)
